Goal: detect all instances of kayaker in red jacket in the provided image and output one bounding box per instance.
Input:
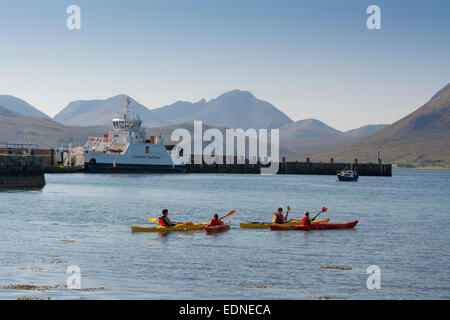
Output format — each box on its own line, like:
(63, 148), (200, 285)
(302, 211), (312, 226)
(208, 213), (223, 226)
(158, 209), (177, 227)
(273, 207), (288, 224)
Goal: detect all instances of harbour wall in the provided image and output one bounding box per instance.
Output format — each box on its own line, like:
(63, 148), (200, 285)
(0, 154), (46, 188)
(186, 157), (392, 176)
(0, 146), (391, 177)
(0, 145), (56, 166)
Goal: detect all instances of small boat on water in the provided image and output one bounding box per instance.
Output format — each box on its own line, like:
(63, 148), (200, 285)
(337, 168), (358, 182)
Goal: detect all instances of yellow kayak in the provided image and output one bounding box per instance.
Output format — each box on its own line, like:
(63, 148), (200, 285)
(131, 222), (207, 233)
(239, 218), (330, 229)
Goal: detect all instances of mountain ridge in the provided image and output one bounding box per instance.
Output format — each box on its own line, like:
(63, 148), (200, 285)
(0, 95), (50, 119)
(0, 105), (105, 148)
(152, 89), (294, 129)
(54, 94), (165, 127)
(344, 124), (389, 137)
(307, 83), (450, 167)
(280, 118), (344, 140)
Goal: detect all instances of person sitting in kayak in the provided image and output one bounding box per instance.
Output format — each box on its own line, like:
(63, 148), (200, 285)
(273, 207), (288, 224)
(208, 213), (223, 227)
(302, 211), (312, 226)
(158, 209), (177, 227)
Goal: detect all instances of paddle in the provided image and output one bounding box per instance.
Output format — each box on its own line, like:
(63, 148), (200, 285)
(219, 210), (236, 220)
(206, 210), (237, 228)
(285, 205), (291, 221)
(312, 206), (328, 221)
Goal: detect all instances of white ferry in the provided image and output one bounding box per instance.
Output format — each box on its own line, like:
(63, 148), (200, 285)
(84, 97), (184, 173)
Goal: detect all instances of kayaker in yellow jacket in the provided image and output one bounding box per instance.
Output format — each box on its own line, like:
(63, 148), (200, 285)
(158, 209), (177, 227)
(273, 207), (288, 224)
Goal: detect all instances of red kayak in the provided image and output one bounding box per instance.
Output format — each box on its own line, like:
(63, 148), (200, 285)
(270, 220), (358, 231)
(205, 222), (231, 234)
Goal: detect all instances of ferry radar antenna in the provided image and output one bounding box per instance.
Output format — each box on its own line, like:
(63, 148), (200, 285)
(126, 96), (131, 111)
(123, 96), (131, 120)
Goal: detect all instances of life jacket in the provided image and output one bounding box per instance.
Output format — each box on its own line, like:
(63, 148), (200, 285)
(302, 216), (311, 226)
(209, 218), (222, 226)
(158, 216), (169, 227)
(273, 212), (284, 224)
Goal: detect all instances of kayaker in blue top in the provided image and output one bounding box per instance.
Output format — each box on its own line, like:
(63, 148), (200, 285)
(158, 209), (177, 227)
(273, 207), (288, 224)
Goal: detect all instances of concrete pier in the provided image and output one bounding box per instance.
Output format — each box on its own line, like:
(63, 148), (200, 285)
(1, 145), (391, 177)
(0, 154), (46, 188)
(185, 156), (392, 176)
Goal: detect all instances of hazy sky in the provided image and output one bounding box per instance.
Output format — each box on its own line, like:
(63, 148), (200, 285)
(0, 0), (449, 130)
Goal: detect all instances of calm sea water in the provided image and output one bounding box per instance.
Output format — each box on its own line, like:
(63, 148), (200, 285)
(0, 169), (449, 299)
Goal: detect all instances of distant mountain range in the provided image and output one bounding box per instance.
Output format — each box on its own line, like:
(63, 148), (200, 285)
(53, 95), (165, 127)
(52, 90), (293, 129)
(280, 119), (388, 140)
(0, 90), (388, 139)
(3, 85), (448, 168)
(308, 83), (450, 167)
(152, 90), (294, 129)
(277, 120), (389, 158)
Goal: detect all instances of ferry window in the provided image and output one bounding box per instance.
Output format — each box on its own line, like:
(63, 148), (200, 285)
(119, 121), (124, 129)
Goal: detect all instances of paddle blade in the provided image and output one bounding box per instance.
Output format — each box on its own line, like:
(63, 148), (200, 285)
(148, 218), (158, 222)
(286, 205), (291, 213)
(321, 206), (328, 212)
(223, 210), (236, 218)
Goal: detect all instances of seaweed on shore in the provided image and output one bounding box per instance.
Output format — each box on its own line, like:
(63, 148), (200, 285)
(320, 266), (352, 270)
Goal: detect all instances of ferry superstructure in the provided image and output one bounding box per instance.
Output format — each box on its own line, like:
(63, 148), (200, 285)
(84, 97), (184, 172)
